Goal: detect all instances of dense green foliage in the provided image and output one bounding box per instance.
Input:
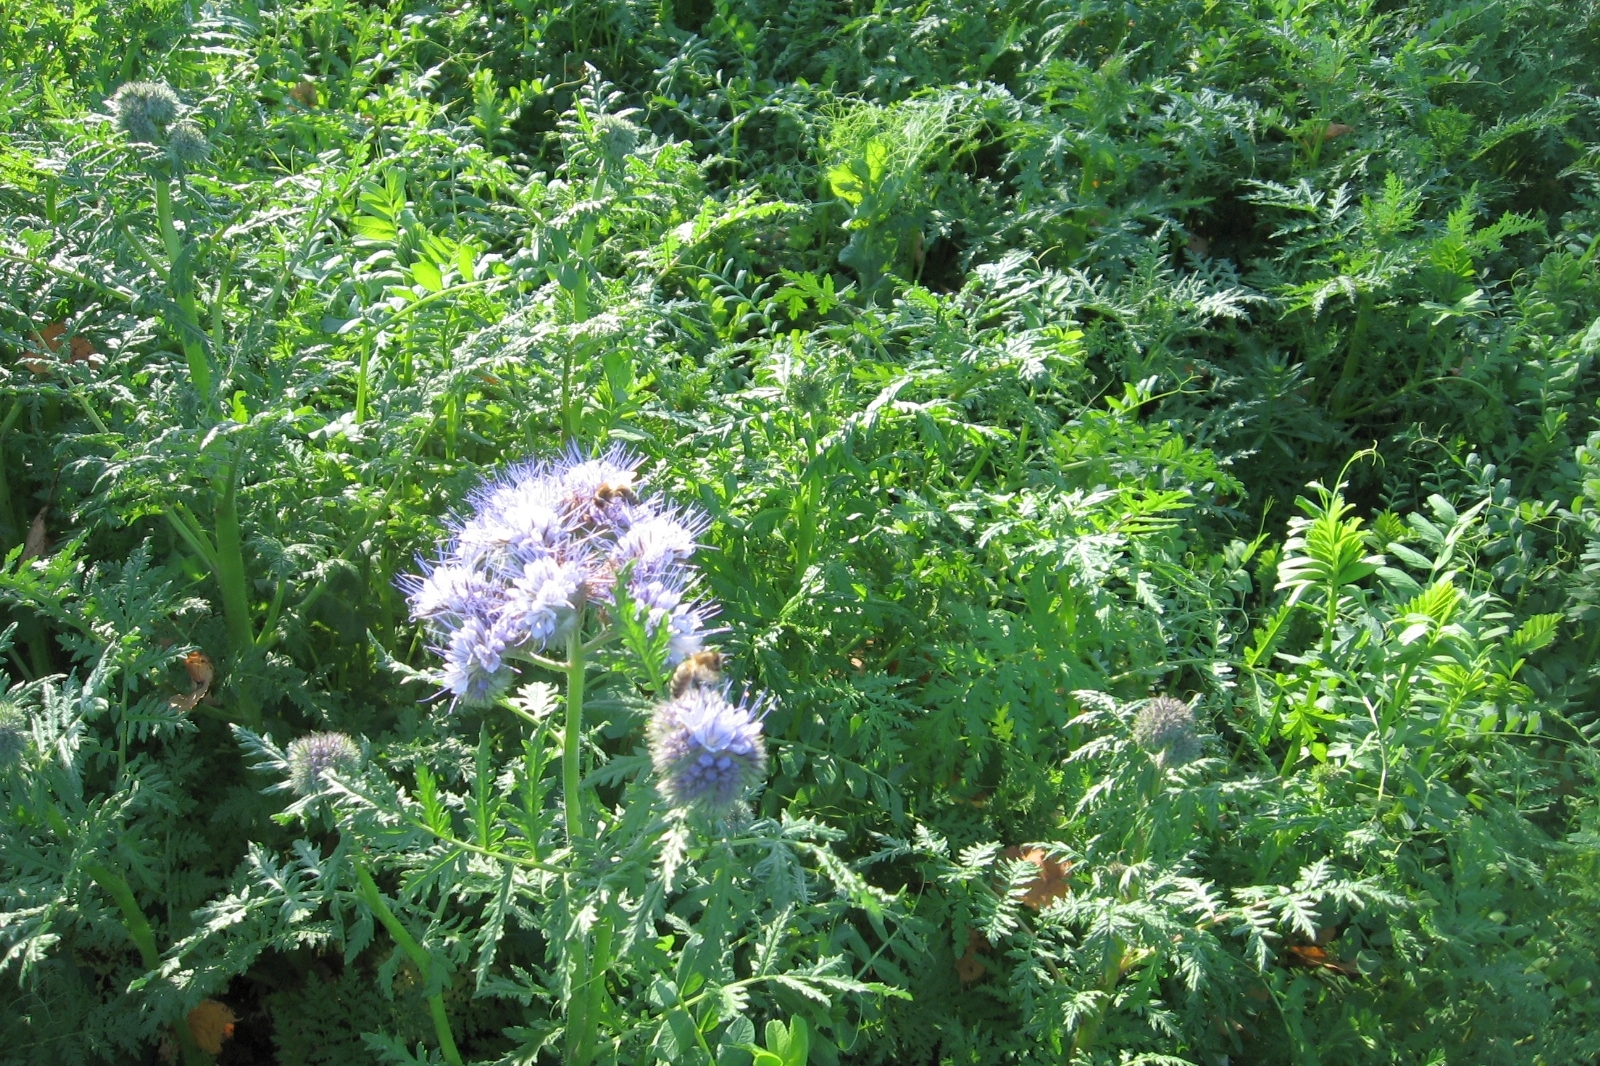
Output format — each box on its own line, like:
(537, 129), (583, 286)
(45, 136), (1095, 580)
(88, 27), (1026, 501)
(3, 0), (1600, 1062)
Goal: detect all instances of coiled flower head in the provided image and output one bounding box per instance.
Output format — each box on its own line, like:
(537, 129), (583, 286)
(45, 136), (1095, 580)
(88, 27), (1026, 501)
(590, 113), (641, 162)
(110, 81), (180, 143)
(285, 732), (362, 795)
(1132, 696), (1202, 768)
(404, 444), (711, 706)
(166, 119), (211, 165)
(648, 686), (768, 814)
(0, 700), (29, 769)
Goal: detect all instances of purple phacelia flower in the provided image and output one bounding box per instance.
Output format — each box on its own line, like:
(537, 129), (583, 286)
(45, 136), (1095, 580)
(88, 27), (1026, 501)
(631, 578), (717, 664)
(649, 686), (768, 813)
(611, 507), (705, 579)
(456, 476), (569, 570)
(405, 444), (718, 706)
(553, 445), (643, 531)
(404, 562), (494, 622)
(498, 556), (586, 649)
(285, 731), (362, 795)
(441, 614), (513, 705)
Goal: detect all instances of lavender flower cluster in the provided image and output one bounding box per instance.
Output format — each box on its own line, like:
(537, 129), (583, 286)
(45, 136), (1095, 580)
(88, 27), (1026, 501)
(404, 447), (714, 707)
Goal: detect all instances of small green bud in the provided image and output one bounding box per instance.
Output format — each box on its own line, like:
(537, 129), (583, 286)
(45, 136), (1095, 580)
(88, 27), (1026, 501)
(1133, 695), (1202, 768)
(110, 81), (180, 143)
(590, 113), (640, 162)
(284, 732), (362, 795)
(166, 119), (211, 166)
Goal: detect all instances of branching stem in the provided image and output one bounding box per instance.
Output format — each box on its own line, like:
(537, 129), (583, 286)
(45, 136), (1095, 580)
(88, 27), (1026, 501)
(355, 863), (463, 1066)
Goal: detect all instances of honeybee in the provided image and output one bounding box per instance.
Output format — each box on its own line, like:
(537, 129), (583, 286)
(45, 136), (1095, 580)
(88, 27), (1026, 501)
(670, 650), (724, 698)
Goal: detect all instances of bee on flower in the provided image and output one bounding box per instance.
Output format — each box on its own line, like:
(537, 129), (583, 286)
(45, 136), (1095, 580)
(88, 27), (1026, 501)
(402, 445), (717, 707)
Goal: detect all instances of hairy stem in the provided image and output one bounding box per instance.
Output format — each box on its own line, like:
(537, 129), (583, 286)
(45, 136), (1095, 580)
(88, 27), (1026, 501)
(1069, 932), (1128, 1057)
(576, 916), (612, 1065)
(355, 863), (463, 1066)
(0, 397), (21, 547)
(83, 858), (206, 1066)
(83, 861), (159, 971)
(560, 624), (599, 1064)
(211, 446), (261, 727)
(355, 338), (369, 424)
(152, 172), (212, 404)
(563, 626), (586, 843)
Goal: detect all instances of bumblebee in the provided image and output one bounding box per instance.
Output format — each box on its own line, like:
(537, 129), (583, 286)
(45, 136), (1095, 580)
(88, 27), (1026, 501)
(670, 650), (724, 698)
(594, 475), (637, 506)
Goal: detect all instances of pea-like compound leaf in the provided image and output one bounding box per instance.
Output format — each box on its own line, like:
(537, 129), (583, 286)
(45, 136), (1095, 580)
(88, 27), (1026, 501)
(1278, 484), (1383, 595)
(1509, 613), (1560, 654)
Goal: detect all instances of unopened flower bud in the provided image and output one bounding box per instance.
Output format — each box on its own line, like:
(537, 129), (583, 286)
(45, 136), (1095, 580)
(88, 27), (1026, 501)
(590, 113), (640, 161)
(167, 119), (211, 165)
(110, 81), (180, 143)
(1132, 696), (1201, 768)
(285, 732), (362, 795)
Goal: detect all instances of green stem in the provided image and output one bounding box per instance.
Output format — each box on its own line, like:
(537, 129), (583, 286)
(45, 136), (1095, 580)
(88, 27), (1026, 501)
(83, 861), (159, 970)
(355, 337), (371, 424)
(573, 916), (612, 1066)
(563, 626), (586, 843)
(152, 173), (213, 404)
(213, 451), (254, 653)
(83, 858), (207, 1066)
(0, 398), (21, 546)
(791, 472), (818, 595)
(1069, 933), (1126, 1057)
(560, 221), (597, 438)
(567, 944), (592, 1066)
(1279, 734), (1301, 778)
(1008, 421), (1031, 489)
(559, 624), (596, 1064)
(166, 504), (220, 572)
(213, 446), (261, 727)
(355, 863), (464, 1066)
(1329, 295), (1371, 421)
